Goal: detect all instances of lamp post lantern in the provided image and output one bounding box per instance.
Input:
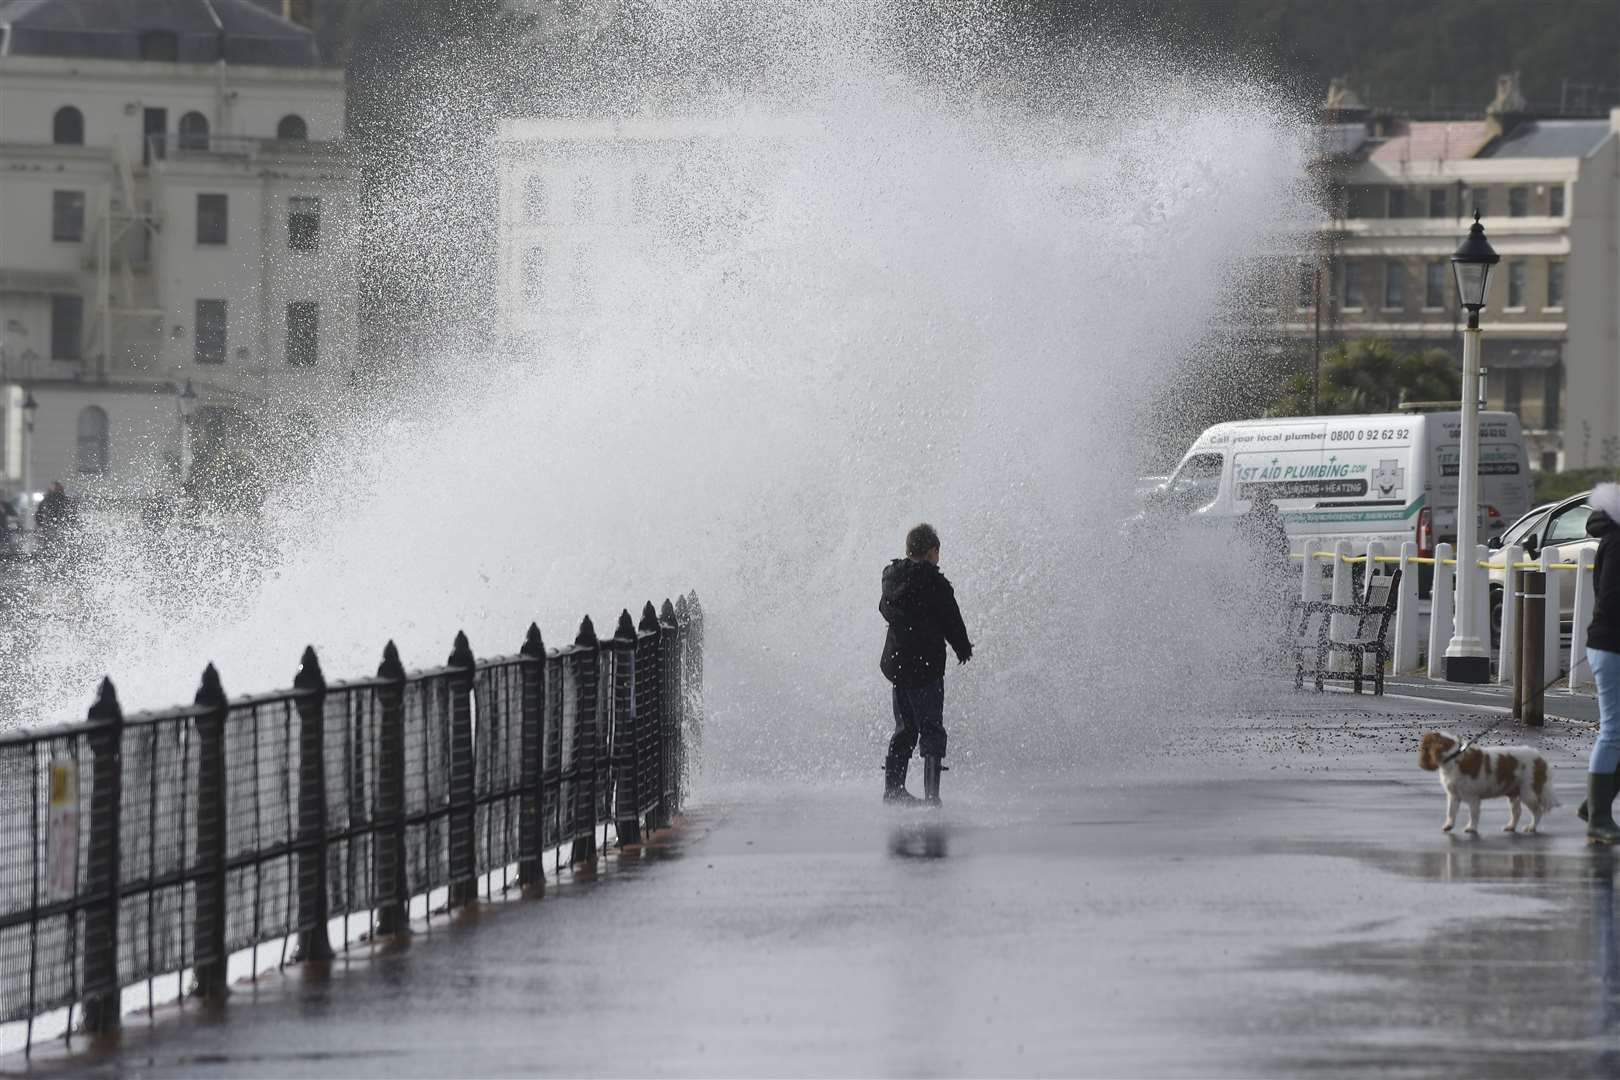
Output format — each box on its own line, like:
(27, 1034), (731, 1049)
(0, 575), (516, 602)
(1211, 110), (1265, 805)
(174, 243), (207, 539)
(1443, 211), (1499, 683)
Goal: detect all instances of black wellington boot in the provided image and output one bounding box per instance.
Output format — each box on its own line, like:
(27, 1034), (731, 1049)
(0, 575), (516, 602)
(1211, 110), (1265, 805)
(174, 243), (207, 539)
(1578, 763), (1620, 822)
(1588, 772), (1620, 845)
(884, 755), (920, 805)
(922, 757), (945, 806)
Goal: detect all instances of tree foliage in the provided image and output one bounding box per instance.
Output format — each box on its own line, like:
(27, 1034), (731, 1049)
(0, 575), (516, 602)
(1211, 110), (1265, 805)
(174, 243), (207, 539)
(1274, 340), (1460, 416)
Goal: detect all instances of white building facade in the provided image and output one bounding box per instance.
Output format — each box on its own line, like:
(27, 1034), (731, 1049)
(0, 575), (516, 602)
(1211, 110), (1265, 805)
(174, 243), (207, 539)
(1286, 82), (1620, 473)
(0, 0), (359, 503)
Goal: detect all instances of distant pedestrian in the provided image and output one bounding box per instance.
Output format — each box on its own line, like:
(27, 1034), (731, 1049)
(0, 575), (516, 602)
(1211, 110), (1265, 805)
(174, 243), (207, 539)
(34, 481), (72, 552)
(1580, 483), (1620, 845)
(1237, 488), (1295, 658)
(879, 523), (973, 806)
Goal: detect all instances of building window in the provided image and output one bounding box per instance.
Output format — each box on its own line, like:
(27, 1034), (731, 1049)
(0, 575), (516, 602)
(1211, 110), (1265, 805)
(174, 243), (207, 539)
(1428, 188), (1447, 218)
(288, 195), (320, 252)
(51, 190), (85, 243)
(1545, 367), (1561, 431)
(76, 406), (108, 475)
(1541, 450), (1559, 472)
(1387, 188), (1406, 218)
(1504, 368), (1522, 416)
(1424, 262), (1446, 309)
(1383, 262), (1406, 310)
(138, 29), (178, 62)
(195, 299), (226, 364)
(196, 193), (227, 245)
(572, 177), (594, 221)
(286, 301), (318, 366)
(1344, 186), (1377, 219)
(178, 111), (209, 151)
(523, 246), (545, 302)
(1549, 184), (1565, 217)
(1506, 260), (1526, 308)
(524, 176), (546, 221)
(52, 105), (83, 145)
(1473, 188), (1490, 218)
(1547, 260), (1565, 309)
(1296, 262), (1316, 310)
(276, 114), (308, 141)
(1508, 186), (1528, 217)
(50, 294), (82, 360)
(1342, 262), (1363, 309)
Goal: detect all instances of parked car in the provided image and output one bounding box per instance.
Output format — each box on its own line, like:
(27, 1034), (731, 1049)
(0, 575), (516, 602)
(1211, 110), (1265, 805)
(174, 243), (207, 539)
(1487, 490), (1593, 642)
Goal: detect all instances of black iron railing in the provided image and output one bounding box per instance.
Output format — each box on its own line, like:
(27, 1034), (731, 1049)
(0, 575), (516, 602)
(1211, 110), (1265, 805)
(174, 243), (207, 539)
(0, 593), (704, 1054)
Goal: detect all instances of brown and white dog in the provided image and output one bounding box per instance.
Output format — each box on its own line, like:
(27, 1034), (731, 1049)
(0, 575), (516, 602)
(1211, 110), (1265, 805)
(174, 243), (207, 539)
(1417, 731), (1560, 834)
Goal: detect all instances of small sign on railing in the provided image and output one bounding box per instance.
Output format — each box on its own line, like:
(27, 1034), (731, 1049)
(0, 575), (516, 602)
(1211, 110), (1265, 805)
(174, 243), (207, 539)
(47, 759), (80, 900)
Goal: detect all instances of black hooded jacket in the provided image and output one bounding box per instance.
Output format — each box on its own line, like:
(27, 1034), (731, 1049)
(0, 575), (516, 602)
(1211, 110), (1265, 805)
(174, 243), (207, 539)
(1588, 508), (1620, 653)
(879, 558), (972, 688)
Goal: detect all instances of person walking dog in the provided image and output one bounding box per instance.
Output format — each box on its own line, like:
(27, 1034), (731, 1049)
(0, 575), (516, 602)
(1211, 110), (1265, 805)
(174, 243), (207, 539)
(1581, 483), (1620, 844)
(879, 523), (973, 806)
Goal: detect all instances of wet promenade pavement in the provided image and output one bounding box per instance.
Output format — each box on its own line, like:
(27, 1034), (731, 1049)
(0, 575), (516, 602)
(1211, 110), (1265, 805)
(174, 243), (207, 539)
(25, 689), (1620, 1078)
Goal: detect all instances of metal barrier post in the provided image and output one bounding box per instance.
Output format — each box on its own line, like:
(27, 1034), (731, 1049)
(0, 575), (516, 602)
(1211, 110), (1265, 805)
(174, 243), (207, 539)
(611, 611), (640, 847)
(1497, 544), (1524, 686)
(1519, 569), (1546, 726)
(375, 642), (409, 936)
(661, 598), (682, 816)
(648, 601), (672, 830)
(572, 617), (599, 866)
(446, 631), (477, 908)
(518, 624), (546, 892)
(1428, 544), (1455, 680)
(80, 678), (124, 1035)
(1573, 553), (1597, 690)
(1363, 541), (1386, 679)
(1540, 549), (1562, 683)
(293, 647), (333, 963)
(192, 664), (229, 1000)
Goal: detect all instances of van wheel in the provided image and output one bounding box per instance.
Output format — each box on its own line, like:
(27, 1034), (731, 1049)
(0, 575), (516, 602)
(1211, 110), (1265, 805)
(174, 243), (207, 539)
(1490, 584), (1503, 648)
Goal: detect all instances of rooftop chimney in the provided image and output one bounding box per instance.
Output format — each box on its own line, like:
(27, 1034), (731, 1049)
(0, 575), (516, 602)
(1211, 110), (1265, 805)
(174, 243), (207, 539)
(1485, 71), (1530, 138)
(1319, 77), (1371, 125)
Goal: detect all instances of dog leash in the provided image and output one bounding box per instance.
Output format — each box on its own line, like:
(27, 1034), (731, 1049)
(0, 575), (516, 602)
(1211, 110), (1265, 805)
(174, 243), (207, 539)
(1438, 667), (1574, 763)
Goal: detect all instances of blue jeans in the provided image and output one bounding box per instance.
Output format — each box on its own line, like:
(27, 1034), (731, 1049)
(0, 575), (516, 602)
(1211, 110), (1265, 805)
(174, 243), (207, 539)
(888, 679), (946, 760)
(1590, 646), (1620, 773)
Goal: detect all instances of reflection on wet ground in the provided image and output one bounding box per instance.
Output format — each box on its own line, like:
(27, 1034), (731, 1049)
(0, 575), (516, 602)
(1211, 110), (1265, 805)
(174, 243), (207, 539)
(32, 694), (1620, 1078)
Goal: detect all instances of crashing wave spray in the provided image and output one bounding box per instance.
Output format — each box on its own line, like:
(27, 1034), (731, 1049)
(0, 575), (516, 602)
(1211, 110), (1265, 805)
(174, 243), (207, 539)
(9, 1), (1313, 780)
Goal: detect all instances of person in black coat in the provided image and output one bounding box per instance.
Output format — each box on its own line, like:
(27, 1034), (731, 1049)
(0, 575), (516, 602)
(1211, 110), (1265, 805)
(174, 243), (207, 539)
(1583, 483), (1620, 844)
(879, 523), (972, 805)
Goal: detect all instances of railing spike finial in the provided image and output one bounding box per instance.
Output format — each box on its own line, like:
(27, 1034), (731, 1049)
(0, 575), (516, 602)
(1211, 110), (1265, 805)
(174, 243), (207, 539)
(575, 615), (598, 648)
(660, 598), (676, 624)
(378, 640), (406, 680)
(195, 662), (226, 708)
(294, 645), (326, 691)
(615, 609), (637, 641)
(675, 594), (689, 620)
(522, 622), (545, 658)
(639, 602), (660, 633)
(448, 629), (475, 669)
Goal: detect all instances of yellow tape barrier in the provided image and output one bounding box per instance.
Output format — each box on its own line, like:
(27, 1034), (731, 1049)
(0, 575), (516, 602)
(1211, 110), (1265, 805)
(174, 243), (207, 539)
(1290, 552), (1583, 571)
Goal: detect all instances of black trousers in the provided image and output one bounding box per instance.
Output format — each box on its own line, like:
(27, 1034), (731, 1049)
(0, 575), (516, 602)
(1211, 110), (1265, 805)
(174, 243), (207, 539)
(888, 678), (946, 760)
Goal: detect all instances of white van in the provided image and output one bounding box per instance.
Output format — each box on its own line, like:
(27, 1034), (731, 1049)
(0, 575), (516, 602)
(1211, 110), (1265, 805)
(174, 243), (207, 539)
(1153, 411), (1532, 585)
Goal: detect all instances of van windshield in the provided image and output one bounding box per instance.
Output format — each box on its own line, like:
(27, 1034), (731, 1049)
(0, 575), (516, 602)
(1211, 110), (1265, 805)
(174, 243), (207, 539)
(1167, 452), (1223, 508)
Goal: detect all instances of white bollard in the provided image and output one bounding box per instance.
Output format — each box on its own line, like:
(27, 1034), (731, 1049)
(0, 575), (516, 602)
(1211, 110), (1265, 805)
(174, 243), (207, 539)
(1393, 541), (1421, 673)
(1364, 540), (1386, 677)
(1428, 543), (1455, 680)
(1299, 536), (1317, 604)
(1496, 544), (1524, 685)
(1540, 548), (1562, 680)
(1571, 551), (1596, 690)
(1329, 541), (1355, 674)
